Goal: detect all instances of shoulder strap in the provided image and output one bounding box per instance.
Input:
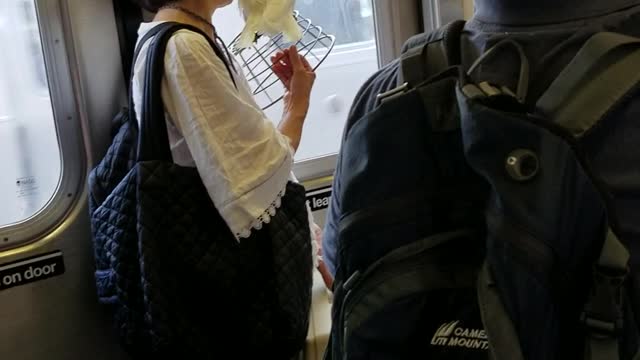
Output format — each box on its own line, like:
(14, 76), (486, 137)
(124, 22), (177, 130)
(537, 32), (640, 360)
(537, 32), (640, 138)
(135, 22), (236, 162)
(131, 22), (237, 89)
(399, 20), (465, 88)
(131, 23), (174, 74)
(581, 229), (629, 360)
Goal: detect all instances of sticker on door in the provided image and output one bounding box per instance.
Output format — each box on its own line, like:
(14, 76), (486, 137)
(0, 250), (65, 291)
(306, 186), (332, 212)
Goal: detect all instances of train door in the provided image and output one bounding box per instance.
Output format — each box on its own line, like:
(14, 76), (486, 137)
(0, 1), (470, 359)
(0, 0), (129, 359)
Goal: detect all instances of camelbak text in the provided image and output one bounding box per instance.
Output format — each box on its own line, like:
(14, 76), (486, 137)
(431, 321), (489, 350)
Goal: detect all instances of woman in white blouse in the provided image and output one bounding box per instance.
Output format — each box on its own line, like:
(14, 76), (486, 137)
(131, 0), (327, 266)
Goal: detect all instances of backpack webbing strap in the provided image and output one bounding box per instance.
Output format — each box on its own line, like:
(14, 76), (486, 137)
(582, 229), (630, 360)
(537, 32), (640, 138)
(537, 31), (638, 360)
(378, 21), (465, 104)
(398, 20), (465, 88)
(598, 229), (630, 271)
(477, 263), (525, 360)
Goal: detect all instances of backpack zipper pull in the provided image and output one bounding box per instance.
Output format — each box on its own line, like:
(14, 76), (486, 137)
(377, 83), (410, 104)
(343, 270), (362, 291)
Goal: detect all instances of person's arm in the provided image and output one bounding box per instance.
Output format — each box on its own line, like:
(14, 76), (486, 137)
(278, 111), (305, 153)
(321, 164), (341, 279)
(161, 31), (294, 239)
(271, 46), (316, 153)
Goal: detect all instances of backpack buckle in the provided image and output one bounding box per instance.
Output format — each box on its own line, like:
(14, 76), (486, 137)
(377, 82), (410, 104)
(461, 82), (517, 100)
(580, 266), (627, 336)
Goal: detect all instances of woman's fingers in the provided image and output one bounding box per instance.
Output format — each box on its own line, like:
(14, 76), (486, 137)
(271, 50), (287, 64)
(300, 55), (313, 71)
(287, 45), (314, 73)
(273, 47), (314, 90)
(272, 63), (292, 89)
(272, 63), (288, 80)
(271, 50), (291, 72)
(275, 60), (293, 78)
(288, 45), (305, 71)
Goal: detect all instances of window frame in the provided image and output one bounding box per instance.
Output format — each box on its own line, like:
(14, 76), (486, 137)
(422, 0), (468, 32)
(374, 0), (421, 65)
(0, 0), (86, 249)
(293, 0), (421, 181)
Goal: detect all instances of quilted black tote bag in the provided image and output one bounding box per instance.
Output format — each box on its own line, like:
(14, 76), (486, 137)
(90, 23), (313, 359)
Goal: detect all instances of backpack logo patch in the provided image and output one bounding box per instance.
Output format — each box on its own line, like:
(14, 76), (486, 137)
(431, 321), (489, 350)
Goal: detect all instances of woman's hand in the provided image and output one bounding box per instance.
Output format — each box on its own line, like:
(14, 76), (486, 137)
(272, 46), (316, 152)
(271, 48), (294, 89)
(271, 46), (316, 119)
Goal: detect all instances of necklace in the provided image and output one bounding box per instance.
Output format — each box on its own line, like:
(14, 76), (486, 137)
(160, 3), (216, 33)
(159, 2), (237, 73)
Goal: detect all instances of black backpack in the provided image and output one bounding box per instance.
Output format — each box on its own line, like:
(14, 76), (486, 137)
(325, 21), (640, 360)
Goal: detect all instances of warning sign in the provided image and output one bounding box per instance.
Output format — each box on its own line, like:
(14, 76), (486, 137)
(0, 251), (65, 291)
(16, 176), (39, 198)
(306, 186), (332, 212)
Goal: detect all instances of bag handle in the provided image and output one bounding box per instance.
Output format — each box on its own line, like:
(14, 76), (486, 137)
(466, 39), (530, 103)
(135, 22), (237, 162)
(378, 20), (465, 104)
(125, 22), (177, 131)
(398, 20), (466, 88)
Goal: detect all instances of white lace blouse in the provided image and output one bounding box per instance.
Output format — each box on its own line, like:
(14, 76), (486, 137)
(132, 22), (317, 260)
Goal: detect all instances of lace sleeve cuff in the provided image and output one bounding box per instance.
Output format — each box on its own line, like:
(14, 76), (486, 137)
(219, 152), (293, 241)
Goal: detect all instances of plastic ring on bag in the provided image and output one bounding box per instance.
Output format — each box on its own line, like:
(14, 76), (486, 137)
(505, 149), (540, 182)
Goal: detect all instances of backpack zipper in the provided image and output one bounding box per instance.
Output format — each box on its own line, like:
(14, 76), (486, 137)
(338, 190), (429, 235)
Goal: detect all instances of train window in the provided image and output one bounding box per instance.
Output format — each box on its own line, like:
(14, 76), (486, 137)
(214, 0), (379, 162)
(0, 0), (62, 227)
(423, 0), (472, 32)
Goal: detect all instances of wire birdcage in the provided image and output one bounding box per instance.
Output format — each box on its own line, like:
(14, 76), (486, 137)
(229, 11), (336, 110)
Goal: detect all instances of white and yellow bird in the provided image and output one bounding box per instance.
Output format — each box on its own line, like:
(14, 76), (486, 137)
(237, 0), (302, 49)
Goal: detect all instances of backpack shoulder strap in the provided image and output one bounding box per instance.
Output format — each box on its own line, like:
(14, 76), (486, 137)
(536, 32), (640, 138)
(537, 31), (640, 360)
(582, 229), (630, 360)
(398, 20), (466, 88)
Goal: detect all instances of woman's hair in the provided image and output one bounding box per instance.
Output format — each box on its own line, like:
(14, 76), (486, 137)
(134, 0), (177, 13)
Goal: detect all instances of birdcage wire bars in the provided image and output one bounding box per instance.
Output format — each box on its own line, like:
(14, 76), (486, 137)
(229, 11), (336, 110)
